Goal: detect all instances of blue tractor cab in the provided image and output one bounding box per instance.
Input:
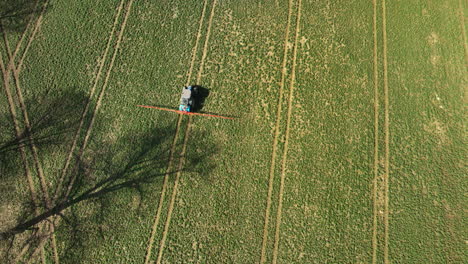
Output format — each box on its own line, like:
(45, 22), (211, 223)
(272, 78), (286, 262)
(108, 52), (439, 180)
(179, 86), (197, 112)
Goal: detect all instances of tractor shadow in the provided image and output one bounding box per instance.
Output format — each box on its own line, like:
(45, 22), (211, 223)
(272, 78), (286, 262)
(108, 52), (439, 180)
(191, 85), (209, 113)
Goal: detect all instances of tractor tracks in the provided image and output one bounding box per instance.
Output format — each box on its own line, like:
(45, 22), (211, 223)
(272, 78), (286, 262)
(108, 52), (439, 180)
(0, 0), (54, 262)
(260, 0), (302, 263)
(0, 46), (47, 263)
(260, 0), (293, 260)
(144, 0), (210, 257)
(143, 0), (210, 263)
(371, 0), (379, 263)
(53, 0), (126, 202)
(371, 1), (390, 263)
(143, 0), (217, 263)
(1, 0), (133, 262)
(45, 0), (133, 261)
(382, 1), (390, 263)
(62, 0), (134, 200)
(272, 0), (301, 263)
(155, 1), (218, 261)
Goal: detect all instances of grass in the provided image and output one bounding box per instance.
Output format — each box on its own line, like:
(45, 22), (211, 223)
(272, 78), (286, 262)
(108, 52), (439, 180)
(0, 0), (466, 263)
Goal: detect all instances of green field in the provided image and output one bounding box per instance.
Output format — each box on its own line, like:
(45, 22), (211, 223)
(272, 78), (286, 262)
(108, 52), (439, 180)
(0, 0), (466, 263)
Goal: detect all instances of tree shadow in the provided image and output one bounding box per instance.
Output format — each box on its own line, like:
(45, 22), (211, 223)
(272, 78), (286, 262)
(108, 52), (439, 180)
(0, 0), (49, 33)
(0, 89), (88, 181)
(1, 122), (219, 262)
(0, 88), (90, 262)
(58, 127), (219, 262)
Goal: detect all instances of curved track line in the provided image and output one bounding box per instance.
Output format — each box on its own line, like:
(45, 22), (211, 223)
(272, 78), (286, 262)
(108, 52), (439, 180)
(0, 44), (46, 264)
(7, 0), (49, 74)
(38, 0), (132, 259)
(16, 14), (43, 73)
(23, 226), (52, 264)
(382, 0), (390, 263)
(144, 1), (209, 263)
(4, 2), (63, 264)
(53, 0), (126, 202)
(64, 0), (134, 199)
(260, 0), (294, 263)
(14, 241), (32, 263)
(155, 1), (217, 263)
(272, 1), (301, 263)
(2, 26), (59, 264)
(3, 32), (51, 209)
(371, 0), (379, 263)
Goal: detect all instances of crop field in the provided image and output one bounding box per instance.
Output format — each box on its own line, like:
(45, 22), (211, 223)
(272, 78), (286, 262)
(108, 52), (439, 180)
(0, 0), (466, 263)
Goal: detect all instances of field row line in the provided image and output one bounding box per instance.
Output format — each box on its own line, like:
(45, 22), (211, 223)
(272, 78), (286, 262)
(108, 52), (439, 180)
(64, 0), (134, 198)
(382, 0), (390, 263)
(371, 1), (390, 263)
(143, 0), (210, 260)
(260, 0), (302, 262)
(53, 0), (126, 203)
(272, 0), (302, 263)
(152, 0), (218, 263)
(64, 0), (135, 198)
(25, 0), (134, 262)
(2, 27), (61, 264)
(0, 0), (55, 262)
(142, 0), (208, 262)
(4, 0), (46, 74)
(371, 0), (379, 262)
(259, 0), (294, 261)
(143, 0), (211, 263)
(0, 43), (47, 264)
(15, 0), (127, 262)
(2, 18), (52, 215)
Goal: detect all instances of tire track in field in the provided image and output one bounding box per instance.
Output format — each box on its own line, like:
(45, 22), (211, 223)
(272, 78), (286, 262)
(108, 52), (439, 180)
(2, 24), (60, 264)
(0, 16), (52, 263)
(2, 26), (51, 212)
(63, 0), (134, 199)
(382, 0), (390, 263)
(3, 2), (63, 264)
(36, 0), (133, 258)
(186, 0), (210, 86)
(23, 225), (53, 264)
(0, 38), (47, 264)
(459, 0), (468, 66)
(272, 0), (301, 263)
(40, 0), (131, 260)
(260, 0), (294, 263)
(155, 1), (217, 263)
(53, 0), (126, 202)
(143, 0), (209, 263)
(371, 0), (379, 263)
(14, 221), (57, 263)
(5, 0), (49, 74)
(16, 5), (45, 73)
(31, 1), (132, 261)
(42, 0), (126, 255)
